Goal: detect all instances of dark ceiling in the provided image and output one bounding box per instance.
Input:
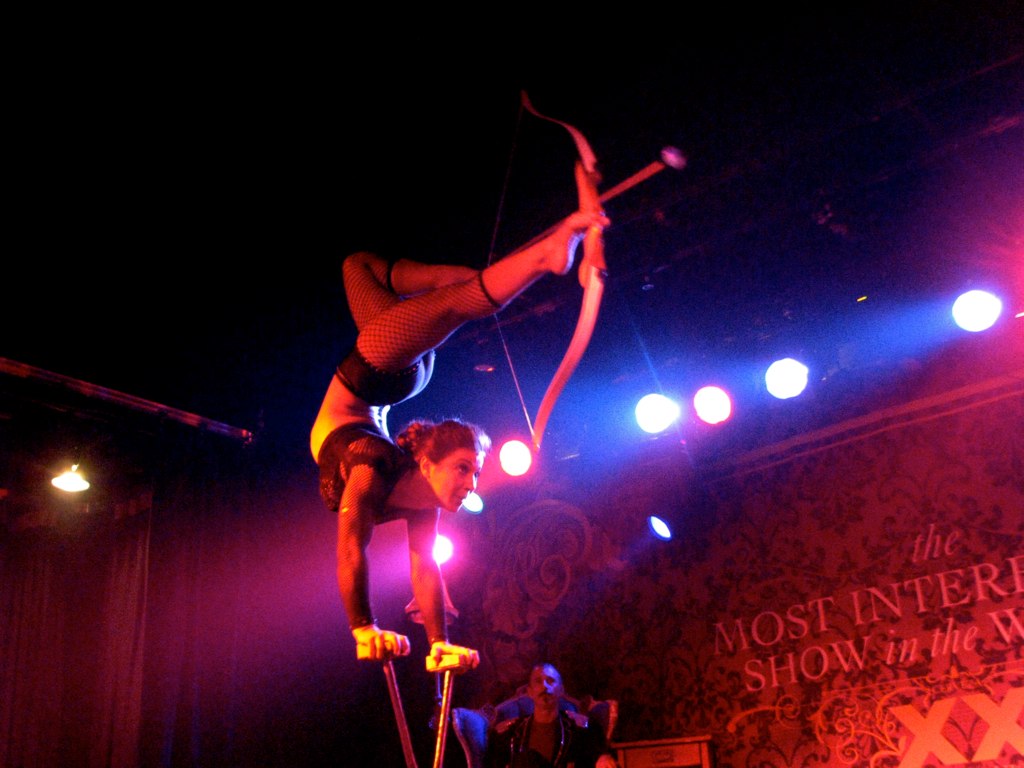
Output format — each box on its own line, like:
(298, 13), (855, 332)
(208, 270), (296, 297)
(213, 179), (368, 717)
(4, 8), (1023, 488)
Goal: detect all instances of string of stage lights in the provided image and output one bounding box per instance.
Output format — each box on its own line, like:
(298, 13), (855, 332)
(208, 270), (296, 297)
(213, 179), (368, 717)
(444, 287), (1014, 548)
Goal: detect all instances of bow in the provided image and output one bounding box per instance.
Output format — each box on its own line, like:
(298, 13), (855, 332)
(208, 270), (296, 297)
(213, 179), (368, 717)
(520, 92), (607, 453)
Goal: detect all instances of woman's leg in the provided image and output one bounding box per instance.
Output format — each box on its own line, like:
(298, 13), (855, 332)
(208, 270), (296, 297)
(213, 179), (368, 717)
(343, 253), (482, 331)
(353, 275), (506, 370)
(350, 211), (598, 371)
(342, 252), (402, 332)
(389, 259), (480, 296)
(341, 252), (497, 371)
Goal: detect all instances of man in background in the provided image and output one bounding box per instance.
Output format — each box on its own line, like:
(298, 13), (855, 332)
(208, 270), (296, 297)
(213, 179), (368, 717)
(485, 663), (618, 768)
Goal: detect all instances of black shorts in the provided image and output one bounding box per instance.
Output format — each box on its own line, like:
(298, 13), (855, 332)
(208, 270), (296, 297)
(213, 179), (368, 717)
(335, 346), (435, 406)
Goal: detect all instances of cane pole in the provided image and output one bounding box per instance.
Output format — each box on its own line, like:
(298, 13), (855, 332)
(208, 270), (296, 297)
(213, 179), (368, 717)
(427, 651), (476, 768)
(382, 660), (419, 768)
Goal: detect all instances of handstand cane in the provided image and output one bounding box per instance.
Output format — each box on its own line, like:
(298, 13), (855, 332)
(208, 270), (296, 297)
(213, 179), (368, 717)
(427, 652), (473, 768)
(383, 660), (419, 768)
(432, 669), (455, 768)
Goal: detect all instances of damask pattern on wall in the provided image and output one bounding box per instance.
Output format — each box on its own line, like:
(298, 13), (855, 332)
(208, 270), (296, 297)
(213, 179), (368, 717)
(450, 375), (1023, 767)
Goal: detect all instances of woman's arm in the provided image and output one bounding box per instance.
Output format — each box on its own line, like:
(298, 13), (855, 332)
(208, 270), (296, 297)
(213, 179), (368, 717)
(406, 509), (447, 643)
(338, 463), (411, 660)
(406, 508), (480, 669)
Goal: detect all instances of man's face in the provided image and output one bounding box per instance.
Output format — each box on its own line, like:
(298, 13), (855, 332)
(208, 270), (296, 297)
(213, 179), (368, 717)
(528, 664), (564, 718)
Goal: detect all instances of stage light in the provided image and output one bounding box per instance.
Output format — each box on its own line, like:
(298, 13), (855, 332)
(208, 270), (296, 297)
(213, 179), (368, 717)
(765, 358), (810, 400)
(635, 393), (681, 434)
(499, 439), (532, 476)
(952, 290), (1002, 332)
(648, 515), (672, 541)
(693, 386), (732, 425)
(52, 464), (90, 492)
(433, 534), (453, 565)
(461, 491), (483, 514)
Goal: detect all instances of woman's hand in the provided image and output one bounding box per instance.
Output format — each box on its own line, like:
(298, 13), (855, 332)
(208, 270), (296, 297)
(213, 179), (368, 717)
(352, 624), (411, 661)
(427, 640), (480, 672)
(550, 209), (611, 276)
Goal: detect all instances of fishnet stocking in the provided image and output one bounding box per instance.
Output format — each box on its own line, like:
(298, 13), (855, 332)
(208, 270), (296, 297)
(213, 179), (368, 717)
(343, 255), (498, 371)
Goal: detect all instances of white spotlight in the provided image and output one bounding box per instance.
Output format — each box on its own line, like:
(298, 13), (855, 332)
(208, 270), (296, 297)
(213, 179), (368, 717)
(461, 491), (484, 514)
(648, 515), (673, 541)
(635, 393), (681, 434)
(952, 290), (1002, 332)
(433, 534), (454, 565)
(765, 358), (810, 399)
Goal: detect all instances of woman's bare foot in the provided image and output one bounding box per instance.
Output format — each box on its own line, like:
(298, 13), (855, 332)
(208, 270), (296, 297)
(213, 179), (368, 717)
(476, 210), (611, 306)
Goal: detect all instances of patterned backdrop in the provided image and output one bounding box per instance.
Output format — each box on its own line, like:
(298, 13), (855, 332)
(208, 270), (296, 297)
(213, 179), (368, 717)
(445, 374), (1024, 767)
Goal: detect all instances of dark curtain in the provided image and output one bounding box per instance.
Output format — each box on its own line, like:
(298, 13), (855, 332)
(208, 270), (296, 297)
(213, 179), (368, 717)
(1, 520), (66, 768)
(1, 490), (153, 768)
(1, 425), (268, 768)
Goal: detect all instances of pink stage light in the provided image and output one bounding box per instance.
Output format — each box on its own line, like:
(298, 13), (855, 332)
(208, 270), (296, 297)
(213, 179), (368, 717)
(499, 439), (532, 476)
(694, 386), (733, 425)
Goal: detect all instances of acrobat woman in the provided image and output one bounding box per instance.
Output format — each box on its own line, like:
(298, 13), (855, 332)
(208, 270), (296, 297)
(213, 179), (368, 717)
(310, 208), (608, 668)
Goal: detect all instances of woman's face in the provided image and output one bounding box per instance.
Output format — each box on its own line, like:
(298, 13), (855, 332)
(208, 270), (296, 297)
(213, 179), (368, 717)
(420, 447), (485, 512)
